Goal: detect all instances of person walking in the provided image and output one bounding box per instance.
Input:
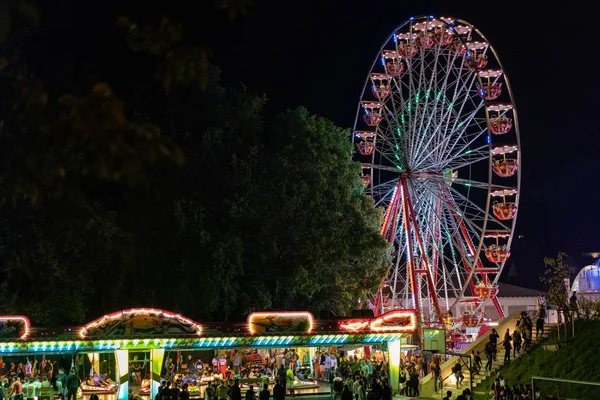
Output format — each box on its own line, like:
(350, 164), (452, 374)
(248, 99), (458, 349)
(485, 338), (494, 372)
(503, 336), (512, 362)
(431, 362), (441, 393)
(452, 362), (464, 389)
(489, 329), (499, 361)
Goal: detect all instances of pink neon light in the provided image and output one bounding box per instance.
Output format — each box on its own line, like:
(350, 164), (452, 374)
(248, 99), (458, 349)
(339, 321), (369, 332)
(80, 308), (202, 338)
(247, 312), (314, 334)
(369, 310), (417, 332)
(0, 316), (31, 339)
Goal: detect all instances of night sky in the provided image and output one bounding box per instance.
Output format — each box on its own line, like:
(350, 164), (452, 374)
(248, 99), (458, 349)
(29, 0), (600, 288)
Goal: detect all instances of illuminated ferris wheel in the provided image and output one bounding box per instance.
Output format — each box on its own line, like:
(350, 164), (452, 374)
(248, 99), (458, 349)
(352, 16), (521, 327)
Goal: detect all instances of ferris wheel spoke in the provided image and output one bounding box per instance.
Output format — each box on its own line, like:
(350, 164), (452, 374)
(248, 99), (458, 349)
(408, 49), (462, 167)
(412, 68), (480, 169)
(444, 145), (490, 171)
(440, 205), (472, 296)
(447, 185), (512, 231)
(431, 86), (483, 166)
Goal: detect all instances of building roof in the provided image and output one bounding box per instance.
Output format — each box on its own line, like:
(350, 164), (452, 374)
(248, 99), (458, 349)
(497, 282), (547, 298)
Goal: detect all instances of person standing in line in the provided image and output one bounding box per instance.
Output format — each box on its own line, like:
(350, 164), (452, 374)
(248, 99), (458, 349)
(324, 353), (332, 381)
(285, 366), (295, 397)
(245, 385), (256, 400)
(332, 373), (344, 400)
(341, 385), (353, 400)
(259, 384), (270, 400)
(65, 371), (79, 400)
(273, 379), (285, 400)
(23, 379), (35, 400)
(312, 353), (320, 380)
(161, 381), (173, 400)
(319, 353), (326, 381)
(179, 384), (190, 400)
(230, 379), (242, 400)
(8, 377), (23, 400)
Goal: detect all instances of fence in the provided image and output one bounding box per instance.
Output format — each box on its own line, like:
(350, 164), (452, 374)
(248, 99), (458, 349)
(531, 376), (600, 399)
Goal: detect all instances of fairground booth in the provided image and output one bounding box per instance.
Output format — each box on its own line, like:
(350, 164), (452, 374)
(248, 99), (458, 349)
(0, 309), (417, 400)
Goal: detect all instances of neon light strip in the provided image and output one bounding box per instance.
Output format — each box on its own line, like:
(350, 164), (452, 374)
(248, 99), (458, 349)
(0, 333), (410, 353)
(80, 308), (202, 338)
(0, 316), (31, 339)
(247, 311), (314, 334)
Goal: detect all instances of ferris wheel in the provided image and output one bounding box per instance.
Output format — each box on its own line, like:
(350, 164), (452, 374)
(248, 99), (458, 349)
(352, 16), (521, 327)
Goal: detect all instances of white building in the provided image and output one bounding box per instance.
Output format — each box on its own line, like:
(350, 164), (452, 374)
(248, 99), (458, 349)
(571, 259), (600, 297)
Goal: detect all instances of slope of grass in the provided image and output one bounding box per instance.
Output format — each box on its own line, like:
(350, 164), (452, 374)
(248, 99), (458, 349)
(475, 320), (600, 399)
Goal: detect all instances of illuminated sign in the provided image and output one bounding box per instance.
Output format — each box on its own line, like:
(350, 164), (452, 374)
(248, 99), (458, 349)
(0, 316), (30, 339)
(369, 310), (417, 332)
(80, 308), (202, 338)
(339, 310), (417, 333)
(247, 312), (314, 334)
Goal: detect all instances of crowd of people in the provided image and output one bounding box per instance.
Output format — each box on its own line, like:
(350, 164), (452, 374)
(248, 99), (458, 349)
(153, 349), (395, 400)
(156, 378), (284, 400)
(0, 368), (83, 400)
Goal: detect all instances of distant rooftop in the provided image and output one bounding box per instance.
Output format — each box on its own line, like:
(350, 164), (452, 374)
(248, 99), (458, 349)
(498, 282), (547, 298)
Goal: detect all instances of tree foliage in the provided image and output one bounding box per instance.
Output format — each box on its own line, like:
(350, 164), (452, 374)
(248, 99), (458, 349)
(541, 252), (575, 312)
(0, 8), (389, 325)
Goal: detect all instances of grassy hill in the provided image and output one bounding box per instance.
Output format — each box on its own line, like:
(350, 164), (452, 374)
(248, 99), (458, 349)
(475, 319), (600, 399)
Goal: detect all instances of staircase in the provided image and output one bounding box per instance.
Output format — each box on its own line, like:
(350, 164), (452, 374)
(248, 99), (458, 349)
(418, 312), (557, 399)
(437, 325), (556, 398)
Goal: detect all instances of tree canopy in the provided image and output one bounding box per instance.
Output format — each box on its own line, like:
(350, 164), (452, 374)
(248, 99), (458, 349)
(0, 11), (390, 324)
(541, 252), (575, 314)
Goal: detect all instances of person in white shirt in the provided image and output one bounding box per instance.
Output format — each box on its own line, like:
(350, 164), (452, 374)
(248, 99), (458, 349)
(329, 355), (337, 371)
(352, 376), (360, 394)
(324, 354), (332, 380)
